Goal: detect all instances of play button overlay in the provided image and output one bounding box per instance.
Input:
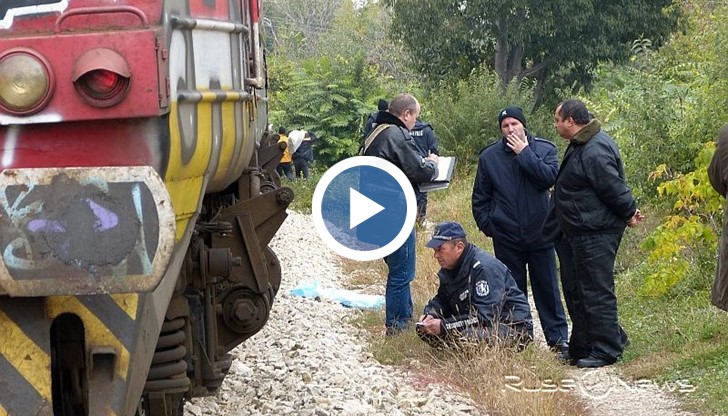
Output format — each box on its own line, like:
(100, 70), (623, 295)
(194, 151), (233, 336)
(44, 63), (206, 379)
(312, 156), (417, 261)
(349, 188), (384, 229)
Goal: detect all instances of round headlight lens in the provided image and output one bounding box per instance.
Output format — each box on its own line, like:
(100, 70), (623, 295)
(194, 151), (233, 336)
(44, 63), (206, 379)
(0, 51), (51, 114)
(76, 69), (130, 103)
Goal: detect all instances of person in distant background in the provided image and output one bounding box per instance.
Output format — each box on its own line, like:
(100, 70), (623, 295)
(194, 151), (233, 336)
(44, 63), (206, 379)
(411, 119), (440, 224)
(707, 124), (728, 312)
(276, 126), (294, 180)
(363, 99), (389, 139)
(293, 131), (316, 179)
(417, 222), (533, 349)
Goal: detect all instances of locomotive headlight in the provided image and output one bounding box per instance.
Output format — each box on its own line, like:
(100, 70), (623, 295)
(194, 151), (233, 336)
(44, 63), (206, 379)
(73, 48), (130, 108)
(0, 49), (53, 115)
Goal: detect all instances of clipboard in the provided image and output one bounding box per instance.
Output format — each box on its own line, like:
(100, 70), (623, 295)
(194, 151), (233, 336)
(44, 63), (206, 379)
(418, 156), (456, 192)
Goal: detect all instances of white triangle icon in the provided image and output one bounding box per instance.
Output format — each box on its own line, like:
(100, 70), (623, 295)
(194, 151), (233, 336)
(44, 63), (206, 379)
(350, 188), (385, 229)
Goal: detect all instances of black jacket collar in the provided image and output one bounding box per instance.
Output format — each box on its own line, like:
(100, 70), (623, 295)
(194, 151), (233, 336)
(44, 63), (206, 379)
(374, 110), (408, 130)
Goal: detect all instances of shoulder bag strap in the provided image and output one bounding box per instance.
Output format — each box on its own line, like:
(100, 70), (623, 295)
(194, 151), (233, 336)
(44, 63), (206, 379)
(360, 123), (392, 155)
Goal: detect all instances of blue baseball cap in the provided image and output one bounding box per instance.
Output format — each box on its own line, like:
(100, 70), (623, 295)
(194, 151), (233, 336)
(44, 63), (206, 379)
(426, 221), (467, 248)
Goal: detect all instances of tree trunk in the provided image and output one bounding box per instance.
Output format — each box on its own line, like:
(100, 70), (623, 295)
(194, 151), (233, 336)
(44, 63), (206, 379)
(494, 16), (510, 85)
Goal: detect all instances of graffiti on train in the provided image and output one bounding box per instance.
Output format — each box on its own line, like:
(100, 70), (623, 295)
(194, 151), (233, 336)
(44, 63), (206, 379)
(0, 0), (69, 29)
(0, 173), (160, 279)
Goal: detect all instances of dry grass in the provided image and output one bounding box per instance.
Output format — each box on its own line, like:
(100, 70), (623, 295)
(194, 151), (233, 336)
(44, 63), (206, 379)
(417, 344), (588, 416)
(352, 307), (588, 415)
(342, 172), (587, 415)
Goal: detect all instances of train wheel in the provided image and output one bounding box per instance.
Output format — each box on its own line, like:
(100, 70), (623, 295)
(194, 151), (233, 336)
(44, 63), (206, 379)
(137, 393), (185, 416)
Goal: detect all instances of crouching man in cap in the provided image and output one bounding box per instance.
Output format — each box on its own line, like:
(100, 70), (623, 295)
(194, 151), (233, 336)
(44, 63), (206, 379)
(416, 222), (534, 349)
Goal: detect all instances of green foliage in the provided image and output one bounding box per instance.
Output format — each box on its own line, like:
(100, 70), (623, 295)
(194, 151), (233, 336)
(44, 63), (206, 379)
(386, 0), (680, 107)
(266, 0), (417, 167)
(582, 0), (728, 198)
(425, 68), (560, 166)
(584, 57), (697, 198)
(283, 169), (323, 214)
(660, 1), (728, 157)
(618, 261), (728, 414)
(269, 53), (383, 166)
(640, 143), (722, 296)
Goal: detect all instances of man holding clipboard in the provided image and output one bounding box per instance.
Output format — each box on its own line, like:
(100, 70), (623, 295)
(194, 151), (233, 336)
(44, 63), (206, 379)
(360, 93), (439, 335)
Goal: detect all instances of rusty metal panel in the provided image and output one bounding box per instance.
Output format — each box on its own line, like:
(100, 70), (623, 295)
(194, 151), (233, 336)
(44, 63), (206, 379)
(0, 166), (176, 296)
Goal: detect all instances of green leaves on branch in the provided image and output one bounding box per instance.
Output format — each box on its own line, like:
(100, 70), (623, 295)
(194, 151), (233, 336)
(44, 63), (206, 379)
(265, 0), (412, 167)
(269, 55), (373, 166)
(426, 69), (560, 166)
(387, 0), (680, 107)
(640, 143), (722, 296)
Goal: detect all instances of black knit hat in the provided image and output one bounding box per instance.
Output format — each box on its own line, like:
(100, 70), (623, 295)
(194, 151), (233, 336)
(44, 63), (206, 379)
(378, 99), (389, 111)
(498, 106), (527, 128)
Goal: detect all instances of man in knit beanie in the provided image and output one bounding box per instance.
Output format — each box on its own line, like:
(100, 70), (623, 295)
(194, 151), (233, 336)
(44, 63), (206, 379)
(472, 105), (570, 356)
(498, 106), (528, 129)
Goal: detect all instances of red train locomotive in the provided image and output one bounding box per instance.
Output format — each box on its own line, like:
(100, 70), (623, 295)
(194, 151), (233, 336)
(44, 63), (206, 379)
(0, 1), (290, 414)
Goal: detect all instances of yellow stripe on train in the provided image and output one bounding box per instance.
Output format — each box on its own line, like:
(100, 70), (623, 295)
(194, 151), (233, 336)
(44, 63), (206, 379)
(110, 293), (140, 321)
(165, 100), (211, 241)
(0, 309), (52, 401)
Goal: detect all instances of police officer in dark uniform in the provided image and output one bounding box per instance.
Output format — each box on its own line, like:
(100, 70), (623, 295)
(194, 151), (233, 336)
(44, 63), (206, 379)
(416, 222), (533, 348)
(410, 119), (439, 224)
(472, 106), (569, 354)
(363, 98), (389, 139)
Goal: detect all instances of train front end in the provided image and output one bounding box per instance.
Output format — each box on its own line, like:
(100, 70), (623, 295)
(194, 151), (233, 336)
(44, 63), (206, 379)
(0, 1), (290, 415)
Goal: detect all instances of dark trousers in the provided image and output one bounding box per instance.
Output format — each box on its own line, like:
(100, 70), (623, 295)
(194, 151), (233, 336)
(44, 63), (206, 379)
(555, 238), (578, 325)
(492, 241), (569, 345)
(415, 190), (428, 222)
(568, 232), (629, 362)
(294, 158), (311, 179)
(555, 238), (585, 359)
(276, 162), (293, 180)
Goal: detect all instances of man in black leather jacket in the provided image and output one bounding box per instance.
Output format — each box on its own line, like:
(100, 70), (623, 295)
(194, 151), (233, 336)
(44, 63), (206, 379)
(416, 222), (533, 349)
(550, 99), (644, 368)
(361, 93), (439, 335)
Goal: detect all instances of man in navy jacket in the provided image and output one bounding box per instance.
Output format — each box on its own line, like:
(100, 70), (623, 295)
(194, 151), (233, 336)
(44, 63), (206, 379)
(472, 106), (569, 353)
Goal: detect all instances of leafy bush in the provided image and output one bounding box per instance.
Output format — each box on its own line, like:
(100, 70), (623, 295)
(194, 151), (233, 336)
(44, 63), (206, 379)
(268, 54), (378, 166)
(425, 69), (558, 167)
(586, 3), (728, 199)
(640, 143), (722, 296)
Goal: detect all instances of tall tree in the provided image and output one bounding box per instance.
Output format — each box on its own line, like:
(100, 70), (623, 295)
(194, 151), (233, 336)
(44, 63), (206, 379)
(385, 0), (681, 107)
(263, 0), (340, 57)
